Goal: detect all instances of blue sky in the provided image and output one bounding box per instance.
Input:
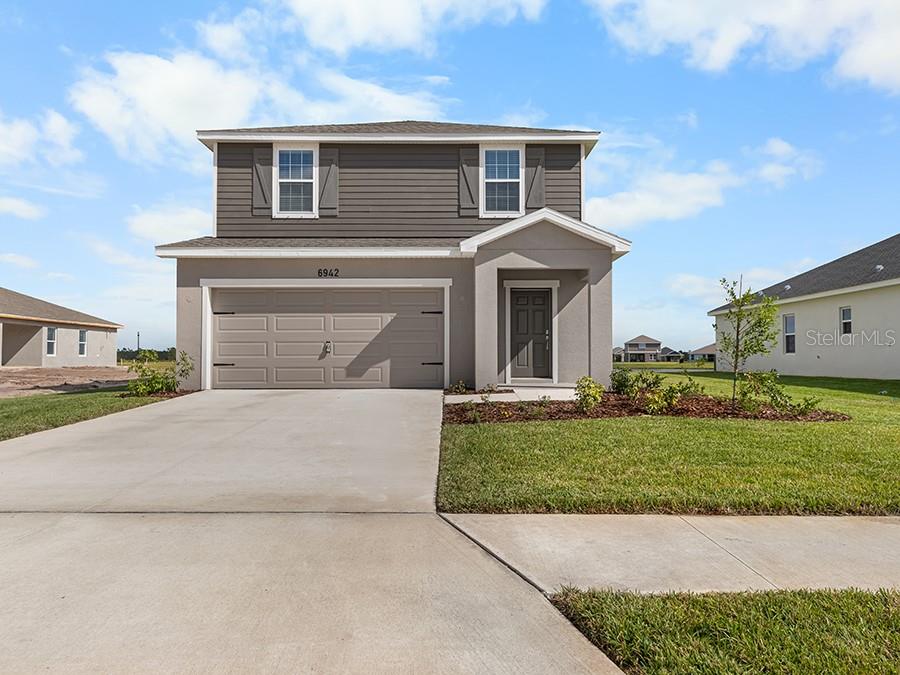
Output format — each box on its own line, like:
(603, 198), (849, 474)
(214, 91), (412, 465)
(1, 0), (898, 349)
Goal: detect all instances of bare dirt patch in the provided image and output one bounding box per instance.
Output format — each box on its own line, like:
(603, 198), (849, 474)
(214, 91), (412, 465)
(0, 366), (136, 398)
(443, 394), (849, 424)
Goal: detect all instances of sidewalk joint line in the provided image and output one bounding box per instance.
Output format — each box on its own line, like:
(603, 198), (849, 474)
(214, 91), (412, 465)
(678, 516), (780, 590)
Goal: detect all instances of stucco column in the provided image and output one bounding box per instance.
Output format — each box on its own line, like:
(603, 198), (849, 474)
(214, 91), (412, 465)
(589, 262), (613, 387)
(474, 256), (499, 390)
(0, 321), (4, 366)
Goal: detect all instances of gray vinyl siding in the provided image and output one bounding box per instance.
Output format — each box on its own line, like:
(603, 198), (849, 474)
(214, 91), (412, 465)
(216, 143), (582, 238)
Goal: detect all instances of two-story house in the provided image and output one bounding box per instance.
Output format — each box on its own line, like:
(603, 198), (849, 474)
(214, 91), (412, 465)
(622, 335), (662, 362)
(156, 121), (631, 390)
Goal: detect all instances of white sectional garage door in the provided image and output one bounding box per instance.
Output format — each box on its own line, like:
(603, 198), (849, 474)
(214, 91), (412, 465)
(211, 287), (444, 389)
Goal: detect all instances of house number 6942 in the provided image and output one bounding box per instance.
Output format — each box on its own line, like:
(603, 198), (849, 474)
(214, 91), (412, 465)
(317, 268), (340, 278)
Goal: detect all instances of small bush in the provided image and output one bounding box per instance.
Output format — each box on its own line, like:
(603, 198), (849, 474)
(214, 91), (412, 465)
(447, 380), (468, 394)
(127, 350), (194, 396)
(644, 384), (683, 414)
(461, 400), (480, 423)
(574, 376), (604, 412)
(625, 370), (664, 402)
(609, 368), (632, 395)
(737, 370), (820, 414)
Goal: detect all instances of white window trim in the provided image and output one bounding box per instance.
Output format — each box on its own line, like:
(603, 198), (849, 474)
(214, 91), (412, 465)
(46, 326), (56, 357)
(839, 306), (852, 335)
(78, 329), (87, 357)
(199, 278), (452, 391)
(479, 144), (525, 218)
(272, 142), (319, 219)
(783, 313), (796, 354)
(503, 280), (559, 385)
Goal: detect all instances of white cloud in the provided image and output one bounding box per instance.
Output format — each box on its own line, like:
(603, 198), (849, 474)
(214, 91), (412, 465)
(197, 8), (266, 62)
(0, 196), (45, 220)
(283, 0), (546, 56)
(667, 257), (818, 306)
(0, 252), (38, 269)
(85, 237), (169, 275)
(46, 271), (76, 281)
(677, 110), (698, 129)
(68, 50), (447, 169)
(585, 160), (742, 229)
(127, 204), (211, 244)
(753, 137), (822, 188)
(0, 108), (81, 168)
(496, 101), (548, 127)
(587, 0), (900, 94)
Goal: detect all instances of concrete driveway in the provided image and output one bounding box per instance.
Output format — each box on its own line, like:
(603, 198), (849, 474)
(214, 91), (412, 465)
(0, 389), (442, 512)
(0, 391), (617, 673)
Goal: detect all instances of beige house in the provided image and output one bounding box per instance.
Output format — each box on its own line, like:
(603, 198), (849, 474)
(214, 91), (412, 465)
(622, 335), (662, 362)
(709, 233), (899, 379)
(0, 287), (120, 367)
(156, 121), (631, 391)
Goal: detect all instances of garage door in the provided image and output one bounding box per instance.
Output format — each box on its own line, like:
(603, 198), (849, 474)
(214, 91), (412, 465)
(211, 287), (444, 389)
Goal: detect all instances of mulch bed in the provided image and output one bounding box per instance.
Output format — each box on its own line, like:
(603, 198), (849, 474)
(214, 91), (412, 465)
(118, 390), (193, 400)
(443, 387), (514, 395)
(443, 393), (850, 424)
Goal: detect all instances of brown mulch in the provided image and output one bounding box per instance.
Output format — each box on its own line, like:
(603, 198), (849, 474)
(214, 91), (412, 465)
(443, 393), (850, 425)
(118, 390), (194, 400)
(444, 387), (514, 395)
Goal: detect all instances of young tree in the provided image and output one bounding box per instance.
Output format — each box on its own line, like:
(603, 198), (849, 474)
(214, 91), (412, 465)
(716, 277), (780, 405)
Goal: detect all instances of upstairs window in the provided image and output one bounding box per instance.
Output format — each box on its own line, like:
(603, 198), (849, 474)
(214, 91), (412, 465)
(783, 314), (796, 354)
(46, 327), (56, 356)
(274, 145), (317, 218)
(481, 147), (523, 217)
(78, 329), (87, 356)
(840, 306), (852, 335)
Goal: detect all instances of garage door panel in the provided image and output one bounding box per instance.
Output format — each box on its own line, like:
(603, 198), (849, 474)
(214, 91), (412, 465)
(212, 287), (443, 389)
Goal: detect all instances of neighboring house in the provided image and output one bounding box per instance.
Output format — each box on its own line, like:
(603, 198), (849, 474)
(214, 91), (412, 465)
(0, 287), (120, 367)
(612, 346), (624, 362)
(659, 346), (684, 362)
(709, 233), (899, 379)
(689, 343), (717, 362)
(622, 335), (662, 362)
(156, 121), (631, 390)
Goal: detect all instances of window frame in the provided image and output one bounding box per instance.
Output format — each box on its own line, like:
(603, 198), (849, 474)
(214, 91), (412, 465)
(272, 143), (319, 219)
(839, 306), (852, 335)
(46, 326), (57, 357)
(479, 144), (525, 218)
(78, 329), (87, 357)
(783, 314), (796, 354)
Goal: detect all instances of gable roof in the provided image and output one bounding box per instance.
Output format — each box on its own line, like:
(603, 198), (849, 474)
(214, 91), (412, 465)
(0, 287), (121, 329)
(458, 208), (631, 257)
(625, 335), (662, 344)
(710, 233), (900, 314)
(691, 343), (717, 355)
(197, 120), (601, 154)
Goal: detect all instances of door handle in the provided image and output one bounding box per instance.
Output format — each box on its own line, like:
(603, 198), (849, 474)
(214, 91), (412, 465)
(323, 340), (333, 354)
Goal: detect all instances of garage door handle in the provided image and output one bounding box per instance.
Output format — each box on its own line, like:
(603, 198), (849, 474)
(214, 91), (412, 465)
(213, 362), (235, 367)
(421, 362), (443, 366)
(213, 311), (235, 315)
(420, 310), (443, 315)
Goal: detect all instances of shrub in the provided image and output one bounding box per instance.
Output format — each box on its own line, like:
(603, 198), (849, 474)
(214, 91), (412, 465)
(127, 350), (194, 396)
(609, 367), (632, 395)
(644, 384), (683, 414)
(626, 371), (664, 402)
(574, 375), (604, 412)
(448, 380), (468, 395)
(737, 370), (820, 414)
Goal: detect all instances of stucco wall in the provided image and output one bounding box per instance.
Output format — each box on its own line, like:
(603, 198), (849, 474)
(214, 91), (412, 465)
(715, 285), (900, 379)
(1, 321), (42, 366)
(43, 326), (118, 367)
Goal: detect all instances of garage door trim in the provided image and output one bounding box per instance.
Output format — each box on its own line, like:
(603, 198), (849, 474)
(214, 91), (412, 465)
(199, 278), (452, 391)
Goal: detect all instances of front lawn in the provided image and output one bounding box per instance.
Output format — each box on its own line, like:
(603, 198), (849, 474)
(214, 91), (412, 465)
(553, 588), (900, 675)
(438, 373), (900, 514)
(0, 389), (161, 442)
(619, 361), (713, 369)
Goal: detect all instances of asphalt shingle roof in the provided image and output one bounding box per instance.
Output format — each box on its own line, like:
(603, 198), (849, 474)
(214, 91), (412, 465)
(625, 334), (662, 344)
(198, 120), (597, 136)
(710, 233), (900, 312)
(0, 287), (120, 328)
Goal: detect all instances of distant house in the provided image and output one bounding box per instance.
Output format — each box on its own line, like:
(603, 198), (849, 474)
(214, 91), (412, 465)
(709, 233), (899, 379)
(659, 346), (685, 362)
(0, 287), (120, 367)
(623, 335), (662, 362)
(612, 346), (624, 362)
(689, 343), (717, 362)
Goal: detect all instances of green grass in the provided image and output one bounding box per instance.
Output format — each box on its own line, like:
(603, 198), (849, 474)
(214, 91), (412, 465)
(438, 373), (900, 514)
(618, 361), (713, 369)
(0, 388), (161, 442)
(552, 588), (900, 675)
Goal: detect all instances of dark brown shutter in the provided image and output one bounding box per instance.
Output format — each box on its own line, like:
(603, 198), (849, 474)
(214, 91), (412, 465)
(525, 146), (545, 209)
(252, 146), (273, 215)
(319, 147), (339, 216)
(459, 146), (479, 216)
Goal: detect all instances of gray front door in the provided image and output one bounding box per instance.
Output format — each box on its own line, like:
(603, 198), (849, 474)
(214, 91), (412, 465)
(509, 289), (551, 379)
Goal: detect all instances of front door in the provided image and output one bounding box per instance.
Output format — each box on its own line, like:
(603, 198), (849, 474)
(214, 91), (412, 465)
(509, 289), (551, 379)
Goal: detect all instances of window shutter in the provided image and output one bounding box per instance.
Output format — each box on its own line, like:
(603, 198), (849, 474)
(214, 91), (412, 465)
(319, 147), (339, 216)
(525, 146), (545, 209)
(252, 146), (273, 216)
(458, 147), (479, 216)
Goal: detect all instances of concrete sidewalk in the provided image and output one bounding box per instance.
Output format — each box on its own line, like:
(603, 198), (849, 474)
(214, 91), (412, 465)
(446, 514), (900, 593)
